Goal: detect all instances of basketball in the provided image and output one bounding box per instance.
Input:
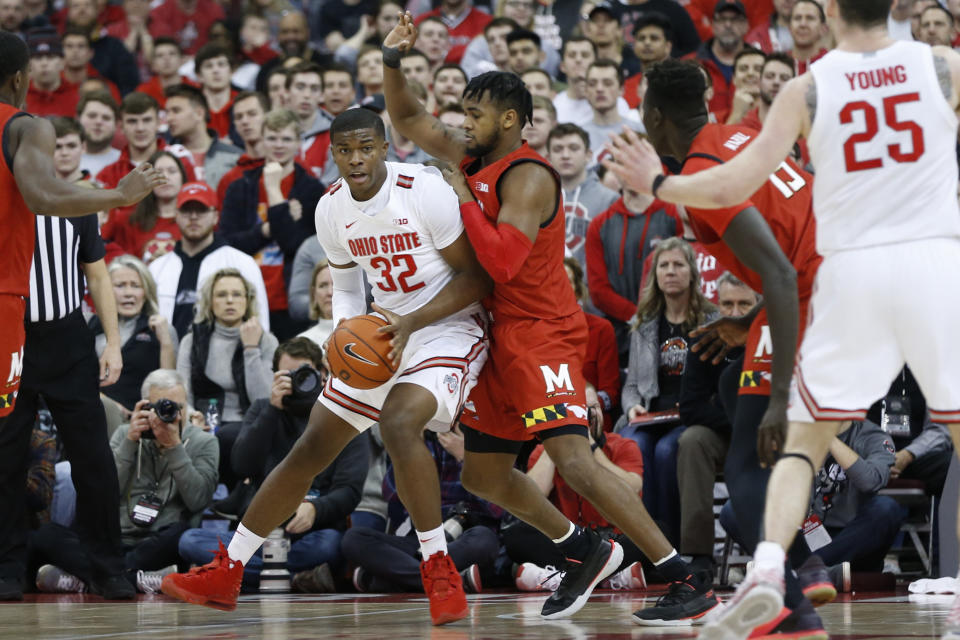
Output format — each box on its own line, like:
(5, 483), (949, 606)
(327, 315), (397, 389)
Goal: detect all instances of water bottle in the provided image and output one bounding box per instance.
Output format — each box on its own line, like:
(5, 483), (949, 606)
(205, 399), (221, 434)
(260, 528), (291, 593)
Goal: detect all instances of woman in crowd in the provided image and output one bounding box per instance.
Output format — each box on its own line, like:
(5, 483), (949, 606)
(101, 151), (188, 264)
(92, 255), (179, 417)
(298, 259), (335, 351)
(564, 257), (619, 431)
(177, 268), (278, 486)
(618, 237), (717, 543)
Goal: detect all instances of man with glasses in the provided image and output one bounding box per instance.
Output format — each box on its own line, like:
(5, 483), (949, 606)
(684, 0), (751, 118)
(149, 182), (269, 338)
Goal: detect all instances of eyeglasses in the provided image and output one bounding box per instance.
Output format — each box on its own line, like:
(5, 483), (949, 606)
(177, 209), (214, 218)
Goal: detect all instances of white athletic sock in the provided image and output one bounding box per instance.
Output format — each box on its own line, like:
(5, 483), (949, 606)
(227, 524), (265, 565)
(418, 525), (448, 559)
(654, 549), (678, 566)
(754, 541), (786, 571)
(551, 521), (576, 544)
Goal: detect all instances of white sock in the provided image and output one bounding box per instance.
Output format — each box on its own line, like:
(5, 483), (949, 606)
(551, 521), (576, 544)
(417, 525), (448, 559)
(227, 524), (265, 565)
(754, 541), (786, 571)
(654, 549), (678, 566)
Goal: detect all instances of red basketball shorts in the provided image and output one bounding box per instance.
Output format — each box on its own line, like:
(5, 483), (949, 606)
(466, 310), (590, 441)
(739, 297), (810, 396)
(0, 295), (25, 418)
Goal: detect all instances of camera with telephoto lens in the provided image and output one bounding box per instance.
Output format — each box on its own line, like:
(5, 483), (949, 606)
(282, 364), (324, 414)
(140, 398), (180, 439)
(442, 501), (476, 540)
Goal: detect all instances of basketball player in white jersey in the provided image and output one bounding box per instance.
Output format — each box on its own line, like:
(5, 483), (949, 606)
(162, 107), (490, 626)
(603, 0), (960, 637)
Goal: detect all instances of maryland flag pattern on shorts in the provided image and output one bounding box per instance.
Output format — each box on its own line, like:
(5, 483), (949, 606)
(522, 403), (569, 428)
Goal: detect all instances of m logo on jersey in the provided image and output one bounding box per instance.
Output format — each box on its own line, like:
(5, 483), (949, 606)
(753, 325), (773, 360)
(540, 364), (574, 397)
(343, 343), (377, 366)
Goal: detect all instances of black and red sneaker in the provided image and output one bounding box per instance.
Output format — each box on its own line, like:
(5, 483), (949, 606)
(632, 574), (719, 626)
(540, 532), (623, 619)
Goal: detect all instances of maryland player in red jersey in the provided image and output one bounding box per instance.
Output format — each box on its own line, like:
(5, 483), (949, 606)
(604, 59), (827, 638)
(382, 13), (718, 626)
(0, 31), (162, 599)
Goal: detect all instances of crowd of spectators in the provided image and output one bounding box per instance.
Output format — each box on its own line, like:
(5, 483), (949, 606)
(5, 0), (953, 599)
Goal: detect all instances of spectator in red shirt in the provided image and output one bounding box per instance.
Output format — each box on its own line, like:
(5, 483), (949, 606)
(740, 51), (794, 130)
(194, 43), (237, 140)
(61, 27), (122, 103)
(745, 0), (795, 52)
(622, 13), (673, 110)
(136, 37), (192, 108)
(165, 83), (243, 190)
(415, 0), (492, 64)
(101, 150), (189, 263)
(148, 0), (225, 55)
(508, 396), (646, 592)
(724, 47), (764, 124)
(786, 0), (827, 74)
(65, 0), (139, 94)
(285, 61), (328, 178)
(217, 91), (268, 206)
(77, 90), (122, 177)
(26, 28), (81, 117)
(684, 0), (750, 118)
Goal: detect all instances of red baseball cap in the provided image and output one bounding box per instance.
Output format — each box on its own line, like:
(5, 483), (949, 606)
(176, 182), (217, 209)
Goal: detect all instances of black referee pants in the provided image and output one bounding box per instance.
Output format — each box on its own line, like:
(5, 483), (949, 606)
(0, 310), (124, 584)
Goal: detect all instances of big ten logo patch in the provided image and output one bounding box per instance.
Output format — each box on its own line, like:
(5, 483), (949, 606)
(540, 364), (575, 398)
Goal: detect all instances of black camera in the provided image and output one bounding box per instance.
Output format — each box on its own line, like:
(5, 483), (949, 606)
(282, 365), (324, 414)
(140, 398), (180, 438)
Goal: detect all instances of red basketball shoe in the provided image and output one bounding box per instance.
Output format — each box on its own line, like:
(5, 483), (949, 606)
(420, 551), (468, 625)
(161, 541), (243, 611)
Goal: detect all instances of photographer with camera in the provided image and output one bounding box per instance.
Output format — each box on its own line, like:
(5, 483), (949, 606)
(506, 383), (647, 592)
(177, 338), (369, 592)
(341, 422), (502, 594)
(31, 370), (218, 594)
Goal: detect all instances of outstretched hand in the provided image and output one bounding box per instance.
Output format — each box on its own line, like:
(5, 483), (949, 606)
(117, 162), (167, 206)
(690, 315), (752, 363)
(372, 303), (415, 367)
(601, 127), (663, 195)
(383, 11), (418, 52)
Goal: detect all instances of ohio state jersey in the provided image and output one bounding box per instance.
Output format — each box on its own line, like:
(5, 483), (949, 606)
(808, 41), (960, 254)
(315, 162), (482, 317)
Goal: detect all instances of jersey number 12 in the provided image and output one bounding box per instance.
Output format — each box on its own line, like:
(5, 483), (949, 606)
(840, 93), (924, 172)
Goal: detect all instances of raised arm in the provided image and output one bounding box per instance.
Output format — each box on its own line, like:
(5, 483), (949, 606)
(381, 12), (468, 166)
(10, 116), (163, 217)
(604, 75), (812, 209)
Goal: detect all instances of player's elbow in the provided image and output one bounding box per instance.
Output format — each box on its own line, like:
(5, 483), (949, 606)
(715, 183), (750, 208)
(23, 190), (57, 215)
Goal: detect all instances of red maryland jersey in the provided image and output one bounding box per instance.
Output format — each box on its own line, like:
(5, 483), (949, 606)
(682, 124), (821, 297)
(0, 104), (37, 297)
(460, 143), (580, 320)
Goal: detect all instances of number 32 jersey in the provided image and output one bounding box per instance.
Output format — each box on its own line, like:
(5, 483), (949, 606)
(315, 161), (480, 317)
(808, 40), (960, 254)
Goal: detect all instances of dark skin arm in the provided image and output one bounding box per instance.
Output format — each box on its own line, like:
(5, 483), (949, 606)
(375, 231), (492, 364)
(382, 12), (468, 166)
(9, 117), (162, 216)
(718, 207), (798, 467)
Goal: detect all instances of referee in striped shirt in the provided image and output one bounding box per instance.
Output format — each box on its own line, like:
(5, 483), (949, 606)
(1, 201), (133, 598)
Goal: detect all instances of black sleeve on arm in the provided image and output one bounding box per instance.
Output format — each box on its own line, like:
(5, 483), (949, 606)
(220, 179), (269, 255)
(309, 434), (370, 529)
(679, 341), (731, 432)
(77, 214), (106, 263)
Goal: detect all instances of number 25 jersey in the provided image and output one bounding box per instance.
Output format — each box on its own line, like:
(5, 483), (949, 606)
(808, 40), (960, 255)
(314, 162), (482, 317)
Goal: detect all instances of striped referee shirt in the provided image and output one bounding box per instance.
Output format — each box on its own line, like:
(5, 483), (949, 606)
(28, 214), (105, 323)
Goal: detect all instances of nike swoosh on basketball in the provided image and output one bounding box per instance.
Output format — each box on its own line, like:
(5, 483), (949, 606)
(345, 221), (357, 229)
(343, 342), (377, 366)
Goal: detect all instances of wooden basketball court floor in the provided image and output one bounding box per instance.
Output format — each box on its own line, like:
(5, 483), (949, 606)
(0, 588), (951, 640)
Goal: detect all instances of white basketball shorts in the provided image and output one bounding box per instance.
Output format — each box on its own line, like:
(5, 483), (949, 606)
(788, 237), (960, 423)
(320, 309), (488, 432)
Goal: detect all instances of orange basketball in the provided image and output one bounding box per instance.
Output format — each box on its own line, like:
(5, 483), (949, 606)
(327, 315), (397, 390)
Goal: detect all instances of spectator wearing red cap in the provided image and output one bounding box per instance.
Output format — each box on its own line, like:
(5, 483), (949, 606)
(26, 28), (80, 117)
(150, 181), (269, 338)
(101, 150), (190, 264)
(148, 0), (225, 56)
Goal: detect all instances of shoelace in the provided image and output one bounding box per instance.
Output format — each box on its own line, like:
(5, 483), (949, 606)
(424, 556), (456, 599)
(137, 571), (162, 594)
(57, 572), (83, 592)
(540, 565), (565, 589)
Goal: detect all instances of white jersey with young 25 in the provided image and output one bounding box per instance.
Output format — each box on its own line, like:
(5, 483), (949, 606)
(807, 40), (960, 254)
(315, 161), (481, 318)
